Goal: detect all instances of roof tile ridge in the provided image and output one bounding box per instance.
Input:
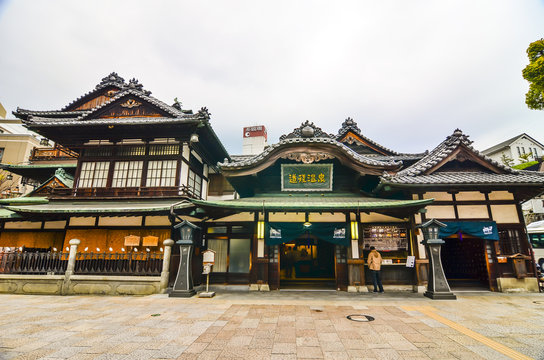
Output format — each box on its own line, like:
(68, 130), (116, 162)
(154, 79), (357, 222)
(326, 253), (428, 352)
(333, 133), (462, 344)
(219, 137), (402, 168)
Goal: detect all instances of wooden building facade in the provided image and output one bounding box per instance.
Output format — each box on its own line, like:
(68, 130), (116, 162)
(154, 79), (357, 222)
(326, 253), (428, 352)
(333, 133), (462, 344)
(2, 74), (544, 293)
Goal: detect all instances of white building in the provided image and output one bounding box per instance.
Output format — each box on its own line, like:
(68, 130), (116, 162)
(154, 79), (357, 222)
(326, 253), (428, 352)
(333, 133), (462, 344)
(482, 133), (544, 166)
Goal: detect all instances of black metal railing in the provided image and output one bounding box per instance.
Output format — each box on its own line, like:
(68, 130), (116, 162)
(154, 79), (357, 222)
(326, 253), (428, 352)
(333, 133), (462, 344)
(0, 251), (163, 276)
(73, 252), (163, 276)
(0, 251), (69, 275)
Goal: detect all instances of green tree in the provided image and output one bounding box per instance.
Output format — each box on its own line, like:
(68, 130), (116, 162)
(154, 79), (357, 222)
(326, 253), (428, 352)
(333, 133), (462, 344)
(500, 153), (514, 167)
(522, 38), (544, 110)
(518, 152), (533, 163)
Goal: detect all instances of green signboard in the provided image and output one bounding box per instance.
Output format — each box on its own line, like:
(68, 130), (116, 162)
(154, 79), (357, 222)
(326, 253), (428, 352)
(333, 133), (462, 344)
(281, 164), (333, 191)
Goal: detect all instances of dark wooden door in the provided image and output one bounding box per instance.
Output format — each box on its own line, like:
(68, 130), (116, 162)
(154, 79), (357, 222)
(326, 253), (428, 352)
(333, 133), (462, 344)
(335, 245), (348, 290)
(268, 245), (280, 290)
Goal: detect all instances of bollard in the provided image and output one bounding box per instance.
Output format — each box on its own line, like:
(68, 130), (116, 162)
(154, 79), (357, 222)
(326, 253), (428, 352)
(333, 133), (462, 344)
(61, 239), (80, 295)
(160, 239), (174, 293)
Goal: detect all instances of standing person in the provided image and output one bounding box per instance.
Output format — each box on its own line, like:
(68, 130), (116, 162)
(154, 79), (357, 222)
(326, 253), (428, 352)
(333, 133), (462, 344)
(367, 246), (384, 293)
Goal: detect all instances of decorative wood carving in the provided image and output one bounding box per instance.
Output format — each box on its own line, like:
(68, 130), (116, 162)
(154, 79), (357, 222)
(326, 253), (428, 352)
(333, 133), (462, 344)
(120, 99), (142, 108)
(281, 152), (335, 164)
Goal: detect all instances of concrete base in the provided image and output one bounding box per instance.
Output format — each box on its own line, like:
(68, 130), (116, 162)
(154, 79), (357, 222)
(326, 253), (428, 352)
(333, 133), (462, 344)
(358, 286), (369, 293)
(169, 289), (196, 298)
(497, 277), (539, 292)
(199, 291), (216, 298)
(424, 291), (457, 300)
(249, 284), (259, 291)
(260, 284), (270, 292)
(347, 286), (358, 293)
(413, 285), (426, 293)
(0, 274), (161, 296)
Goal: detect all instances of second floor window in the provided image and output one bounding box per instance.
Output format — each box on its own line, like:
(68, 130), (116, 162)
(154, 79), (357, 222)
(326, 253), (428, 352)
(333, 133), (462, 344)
(112, 161), (143, 187)
(146, 160), (177, 187)
(79, 161), (110, 188)
(188, 169), (202, 198)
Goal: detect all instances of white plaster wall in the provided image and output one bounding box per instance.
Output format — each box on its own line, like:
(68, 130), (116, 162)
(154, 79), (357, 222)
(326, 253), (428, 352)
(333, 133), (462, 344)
(43, 221), (67, 229)
(488, 191), (514, 200)
(145, 216), (171, 226)
(4, 221), (42, 229)
(69, 217), (96, 226)
(455, 192), (486, 201)
(308, 213), (346, 222)
(509, 137), (544, 164)
(214, 213), (255, 222)
(457, 205), (489, 219)
(98, 217), (142, 227)
(360, 213), (406, 222)
(425, 205), (455, 219)
(422, 192), (453, 201)
(269, 213), (305, 222)
(491, 204), (520, 223)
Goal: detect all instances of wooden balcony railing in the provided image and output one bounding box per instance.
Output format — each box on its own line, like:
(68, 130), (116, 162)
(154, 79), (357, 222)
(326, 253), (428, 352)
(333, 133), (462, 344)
(29, 144), (78, 162)
(49, 185), (201, 199)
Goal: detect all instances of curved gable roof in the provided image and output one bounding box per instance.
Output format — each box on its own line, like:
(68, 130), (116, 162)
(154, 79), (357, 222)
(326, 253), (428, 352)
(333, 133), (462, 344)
(220, 121), (402, 176)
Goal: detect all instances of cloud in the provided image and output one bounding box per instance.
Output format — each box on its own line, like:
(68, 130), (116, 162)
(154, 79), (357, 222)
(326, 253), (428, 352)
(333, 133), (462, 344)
(1, 0), (543, 154)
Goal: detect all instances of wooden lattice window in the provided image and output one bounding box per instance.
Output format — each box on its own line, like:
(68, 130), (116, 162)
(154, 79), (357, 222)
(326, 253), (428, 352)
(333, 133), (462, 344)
(112, 161), (143, 187)
(79, 161), (110, 188)
(146, 160), (177, 187)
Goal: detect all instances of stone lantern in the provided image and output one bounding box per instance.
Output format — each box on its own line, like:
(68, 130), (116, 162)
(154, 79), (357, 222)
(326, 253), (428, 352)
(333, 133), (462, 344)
(417, 219), (456, 300)
(169, 220), (200, 297)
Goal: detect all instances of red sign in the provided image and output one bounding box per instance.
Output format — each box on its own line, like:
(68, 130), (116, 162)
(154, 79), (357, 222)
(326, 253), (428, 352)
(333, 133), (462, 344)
(243, 126), (267, 140)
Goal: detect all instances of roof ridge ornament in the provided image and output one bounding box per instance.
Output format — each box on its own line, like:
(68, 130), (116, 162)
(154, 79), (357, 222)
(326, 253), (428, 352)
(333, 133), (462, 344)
(97, 72), (126, 88)
(126, 78), (152, 95)
(338, 117), (361, 136)
(197, 107), (211, 121)
(445, 128), (473, 146)
(280, 120), (333, 141)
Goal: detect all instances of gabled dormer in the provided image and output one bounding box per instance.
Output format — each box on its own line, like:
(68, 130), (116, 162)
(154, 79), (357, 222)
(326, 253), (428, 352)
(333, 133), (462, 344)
(75, 88), (182, 121)
(379, 129), (544, 201)
(62, 72), (128, 111)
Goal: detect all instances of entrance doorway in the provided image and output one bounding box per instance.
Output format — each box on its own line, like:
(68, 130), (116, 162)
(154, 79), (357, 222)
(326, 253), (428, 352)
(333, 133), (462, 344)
(441, 236), (490, 290)
(280, 236), (335, 289)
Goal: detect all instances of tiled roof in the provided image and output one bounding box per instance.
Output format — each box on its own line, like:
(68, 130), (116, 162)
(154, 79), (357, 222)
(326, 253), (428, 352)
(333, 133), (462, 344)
(14, 109), (89, 118)
(394, 129), (516, 177)
(25, 116), (200, 127)
(192, 196), (433, 211)
(5, 199), (193, 214)
(336, 117), (400, 155)
(219, 136), (402, 169)
(382, 171), (544, 185)
(481, 133), (544, 155)
(61, 72), (130, 111)
(366, 153), (427, 161)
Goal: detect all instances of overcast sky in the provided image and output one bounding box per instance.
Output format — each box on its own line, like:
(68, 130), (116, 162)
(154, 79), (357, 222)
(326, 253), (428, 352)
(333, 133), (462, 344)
(0, 1), (543, 155)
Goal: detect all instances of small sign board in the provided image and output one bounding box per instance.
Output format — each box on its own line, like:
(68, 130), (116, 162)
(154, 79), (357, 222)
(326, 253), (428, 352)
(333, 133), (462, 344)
(281, 164), (333, 192)
(203, 249), (216, 265)
(382, 259), (393, 265)
(406, 255), (416, 268)
(124, 235), (140, 246)
(202, 264), (212, 274)
(142, 235), (159, 246)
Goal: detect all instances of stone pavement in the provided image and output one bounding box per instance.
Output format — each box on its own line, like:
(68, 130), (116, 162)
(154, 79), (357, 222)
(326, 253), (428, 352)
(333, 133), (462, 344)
(0, 288), (543, 360)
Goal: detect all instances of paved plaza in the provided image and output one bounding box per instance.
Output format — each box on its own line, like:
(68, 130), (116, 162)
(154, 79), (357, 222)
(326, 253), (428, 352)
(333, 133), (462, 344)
(0, 289), (543, 360)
